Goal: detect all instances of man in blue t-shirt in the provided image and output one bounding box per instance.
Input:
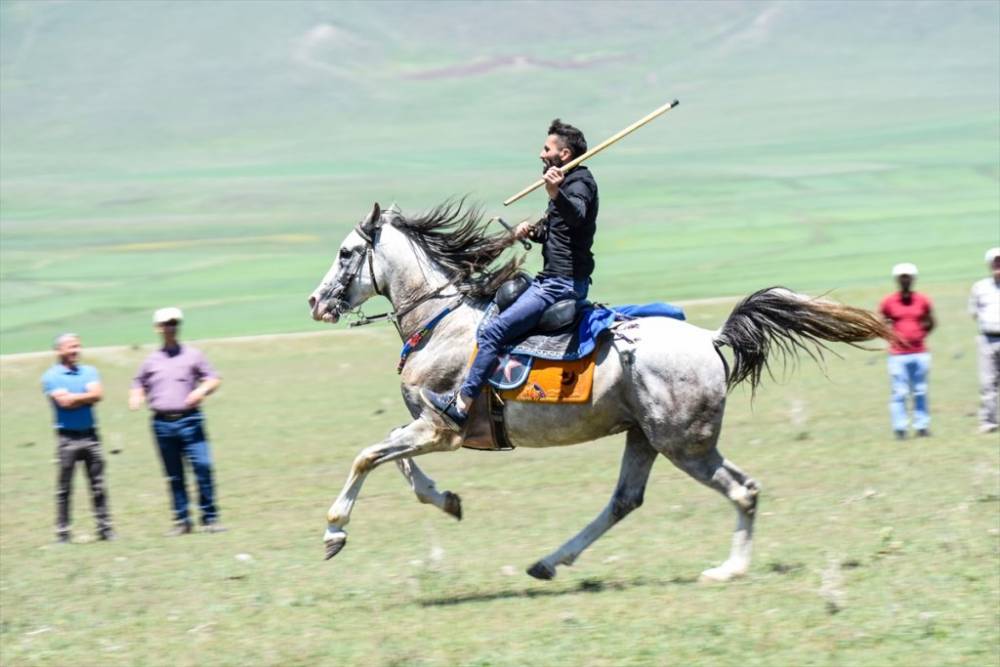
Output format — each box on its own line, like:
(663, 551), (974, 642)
(41, 333), (114, 543)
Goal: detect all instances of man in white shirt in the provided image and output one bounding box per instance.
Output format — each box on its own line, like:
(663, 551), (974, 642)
(969, 247), (1000, 434)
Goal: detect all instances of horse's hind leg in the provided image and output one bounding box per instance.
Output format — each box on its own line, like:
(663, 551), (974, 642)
(674, 449), (759, 582)
(527, 428), (658, 580)
(395, 458), (462, 521)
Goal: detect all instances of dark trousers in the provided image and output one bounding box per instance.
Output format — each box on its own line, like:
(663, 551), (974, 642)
(460, 275), (588, 400)
(55, 430), (112, 536)
(152, 412), (218, 525)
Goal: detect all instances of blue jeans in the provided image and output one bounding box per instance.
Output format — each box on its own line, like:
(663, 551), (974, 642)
(460, 276), (589, 400)
(888, 353), (931, 431)
(152, 412), (218, 524)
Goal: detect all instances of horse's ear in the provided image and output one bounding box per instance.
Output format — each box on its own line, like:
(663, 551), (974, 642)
(359, 202), (382, 235)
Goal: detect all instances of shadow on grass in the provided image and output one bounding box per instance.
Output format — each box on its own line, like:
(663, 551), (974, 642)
(415, 575), (698, 608)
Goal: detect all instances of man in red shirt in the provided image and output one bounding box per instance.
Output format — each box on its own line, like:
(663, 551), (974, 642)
(880, 263), (935, 439)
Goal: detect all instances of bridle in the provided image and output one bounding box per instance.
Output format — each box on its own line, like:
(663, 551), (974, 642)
(319, 213), (463, 337)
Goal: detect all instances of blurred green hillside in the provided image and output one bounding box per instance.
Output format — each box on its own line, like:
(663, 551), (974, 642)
(1, 0), (998, 353)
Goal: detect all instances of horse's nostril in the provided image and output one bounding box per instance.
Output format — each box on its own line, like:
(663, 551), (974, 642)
(308, 295), (317, 309)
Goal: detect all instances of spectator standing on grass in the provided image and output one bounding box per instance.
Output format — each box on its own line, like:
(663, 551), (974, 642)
(969, 247), (1000, 434)
(42, 333), (115, 543)
(880, 263), (935, 440)
(129, 307), (225, 535)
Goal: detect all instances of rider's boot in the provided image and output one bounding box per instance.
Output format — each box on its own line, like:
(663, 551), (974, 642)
(419, 389), (468, 432)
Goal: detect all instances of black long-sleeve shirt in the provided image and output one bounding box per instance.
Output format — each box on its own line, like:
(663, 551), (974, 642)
(532, 165), (599, 281)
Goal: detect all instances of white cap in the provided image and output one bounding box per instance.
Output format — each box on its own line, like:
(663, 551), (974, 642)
(153, 306), (184, 324)
(892, 262), (918, 277)
(986, 247), (1000, 264)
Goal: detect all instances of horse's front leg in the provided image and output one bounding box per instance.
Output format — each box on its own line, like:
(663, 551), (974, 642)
(395, 458), (463, 521)
(324, 420), (460, 560)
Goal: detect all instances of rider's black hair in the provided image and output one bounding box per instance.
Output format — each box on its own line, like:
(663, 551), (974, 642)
(547, 119), (587, 159)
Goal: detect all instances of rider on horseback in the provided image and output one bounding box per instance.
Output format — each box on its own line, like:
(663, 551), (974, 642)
(420, 119), (599, 431)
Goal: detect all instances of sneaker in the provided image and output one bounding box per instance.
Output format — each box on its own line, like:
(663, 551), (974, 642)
(916, 429), (930, 438)
(894, 430), (906, 440)
(165, 521), (193, 537)
(98, 529), (117, 541)
(979, 424), (998, 434)
(56, 533), (71, 545)
(419, 388), (468, 432)
(202, 523), (227, 534)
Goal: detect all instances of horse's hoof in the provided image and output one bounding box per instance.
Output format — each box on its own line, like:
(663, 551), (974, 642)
(699, 564), (745, 583)
(699, 567), (728, 583)
(443, 491), (463, 521)
(324, 532), (348, 561)
(526, 561), (556, 580)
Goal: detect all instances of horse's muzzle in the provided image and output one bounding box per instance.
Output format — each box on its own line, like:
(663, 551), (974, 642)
(308, 293), (343, 324)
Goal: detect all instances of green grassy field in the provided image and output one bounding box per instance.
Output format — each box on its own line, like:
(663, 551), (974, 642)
(2, 1), (998, 665)
(1, 284), (997, 666)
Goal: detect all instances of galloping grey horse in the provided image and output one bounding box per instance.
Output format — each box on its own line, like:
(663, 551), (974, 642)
(307, 201), (890, 582)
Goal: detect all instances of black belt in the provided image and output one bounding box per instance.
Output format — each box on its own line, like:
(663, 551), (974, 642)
(58, 428), (96, 437)
(154, 409), (199, 422)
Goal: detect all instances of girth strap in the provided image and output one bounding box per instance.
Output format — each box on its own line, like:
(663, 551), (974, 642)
(488, 390), (514, 451)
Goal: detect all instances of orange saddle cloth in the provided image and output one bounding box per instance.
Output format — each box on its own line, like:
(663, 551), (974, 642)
(498, 353), (596, 404)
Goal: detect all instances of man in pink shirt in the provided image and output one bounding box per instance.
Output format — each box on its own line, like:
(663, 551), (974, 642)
(879, 263), (935, 439)
(129, 307), (224, 535)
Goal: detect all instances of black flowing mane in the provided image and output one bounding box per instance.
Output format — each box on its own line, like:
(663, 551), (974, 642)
(392, 199), (524, 298)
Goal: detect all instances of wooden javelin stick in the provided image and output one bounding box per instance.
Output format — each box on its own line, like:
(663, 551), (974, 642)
(503, 99), (680, 206)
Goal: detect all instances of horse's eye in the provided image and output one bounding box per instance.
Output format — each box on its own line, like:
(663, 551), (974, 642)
(339, 247), (353, 260)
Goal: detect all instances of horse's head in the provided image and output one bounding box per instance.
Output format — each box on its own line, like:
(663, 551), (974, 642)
(308, 202), (386, 324)
(309, 198), (523, 326)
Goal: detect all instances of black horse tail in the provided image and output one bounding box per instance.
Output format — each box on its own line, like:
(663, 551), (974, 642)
(713, 287), (893, 393)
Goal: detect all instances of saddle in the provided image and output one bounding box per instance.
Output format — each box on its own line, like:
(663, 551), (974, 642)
(461, 353), (598, 452)
(461, 276), (600, 453)
(459, 281), (688, 452)
(495, 272), (588, 333)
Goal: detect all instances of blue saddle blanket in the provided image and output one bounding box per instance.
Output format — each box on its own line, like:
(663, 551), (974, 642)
(485, 302), (685, 389)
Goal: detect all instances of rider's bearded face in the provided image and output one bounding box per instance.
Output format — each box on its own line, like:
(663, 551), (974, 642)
(540, 135), (571, 172)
